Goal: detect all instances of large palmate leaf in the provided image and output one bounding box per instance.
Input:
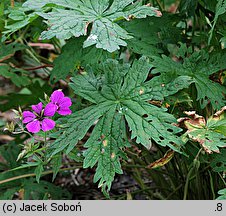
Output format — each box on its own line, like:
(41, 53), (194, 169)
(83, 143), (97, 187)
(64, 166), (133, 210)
(152, 45), (226, 109)
(178, 107), (226, 154)
(50, 57), (186, 192)
(16, 0), (160, 52)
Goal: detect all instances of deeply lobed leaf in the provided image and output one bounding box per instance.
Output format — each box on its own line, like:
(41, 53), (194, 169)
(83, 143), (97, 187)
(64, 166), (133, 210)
(10, 0), (161, 52)
(51, 57), (186, 191)
(152, 46), (226, 109)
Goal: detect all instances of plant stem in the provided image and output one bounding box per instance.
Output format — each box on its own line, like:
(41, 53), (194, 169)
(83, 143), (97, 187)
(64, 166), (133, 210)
(183, 166), (194, 200)
(155, 0), (163, 11)
(10, 0), (14, 7)
(208, 170), (216, 199)
(0, 166), (82, 185)
(44, 132), (47, 144)
(24, 64), (53, 71)
(183, 148), (202, 200)
(218, 172), (226, 186)
(166, 184), (183, 200)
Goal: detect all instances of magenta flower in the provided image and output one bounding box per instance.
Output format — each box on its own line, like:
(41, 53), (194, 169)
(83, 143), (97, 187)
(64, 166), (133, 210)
(49, 90), (72, 116)
(22, 102), (56, 133)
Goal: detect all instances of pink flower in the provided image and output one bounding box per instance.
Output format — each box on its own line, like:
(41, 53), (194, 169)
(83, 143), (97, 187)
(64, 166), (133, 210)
(49, 90), (72, 116)
(22, 102), (56, 133)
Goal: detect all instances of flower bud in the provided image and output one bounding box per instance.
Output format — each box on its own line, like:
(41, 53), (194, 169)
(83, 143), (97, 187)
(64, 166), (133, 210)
(44, 92), (50, 102)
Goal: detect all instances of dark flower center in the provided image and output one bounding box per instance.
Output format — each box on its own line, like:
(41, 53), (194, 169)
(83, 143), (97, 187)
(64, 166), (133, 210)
(38, 117), (44, 121)
(34, 109), (44, 120)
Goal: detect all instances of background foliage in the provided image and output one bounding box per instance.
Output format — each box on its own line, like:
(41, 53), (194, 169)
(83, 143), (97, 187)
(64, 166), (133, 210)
(0, 0), (226, 200)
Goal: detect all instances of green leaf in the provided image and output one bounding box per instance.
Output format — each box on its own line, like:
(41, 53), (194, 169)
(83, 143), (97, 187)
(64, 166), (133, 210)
(0, 142), (21, 169)
(208, 0), (226, 44)
(0, 178), (71, 200)
(22, 178), (71, 200)
(3, 7), (38, 40)
(11, 162), (41, 171)
(121, 13), (182, 56)
(152, 45), (226, 109)
(216, 188), (226, 200)
(49, 102), (113, 156)
(84, 109), (128, 191)
(121, 18), (161, 56)
(123, 100), (182, 151)
(51, 37), (111, 81)
(19, 0), (160, 52)
(143, 73), (194, 101)
(0, 187), (20, 200)
(51, 153), (62, 181)
(0, 42), (27, 60)
(67, 149), (83, 162)
(51, 57), (183, 191)
(0, 42), (30, 87)
(194, 74), (225, 109)
(0, 65), (30, 87)
(34, 164), (44, 183)
(210, 149), (226, 172)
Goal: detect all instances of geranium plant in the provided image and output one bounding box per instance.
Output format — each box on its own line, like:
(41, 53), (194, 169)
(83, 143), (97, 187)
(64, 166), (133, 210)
(0, 0), (226, 200)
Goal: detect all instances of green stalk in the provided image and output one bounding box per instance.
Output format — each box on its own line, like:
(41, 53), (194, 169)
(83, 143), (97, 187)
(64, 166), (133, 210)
(183, 166), (195, 200)
(183, 149), (202, 200)
(208, 171), (216, 200)
(0, 166), (82, 185)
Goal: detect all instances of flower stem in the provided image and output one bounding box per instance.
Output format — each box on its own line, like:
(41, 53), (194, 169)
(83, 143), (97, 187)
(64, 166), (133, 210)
(43, 131), (47, 162)
(44, 131), (47, 144)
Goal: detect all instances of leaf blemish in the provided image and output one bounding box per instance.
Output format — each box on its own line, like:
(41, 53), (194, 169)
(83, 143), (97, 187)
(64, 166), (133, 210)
(103, 139), (108, 147)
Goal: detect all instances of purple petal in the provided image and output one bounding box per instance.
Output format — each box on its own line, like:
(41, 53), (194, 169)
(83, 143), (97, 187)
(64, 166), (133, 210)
(44, 103), (57, 117)
(57, 108), (72, 116)
(22, 111), (36, 123)
(31, 102), (43, 114)
(26, 120), (40, 133)
(41, 118), (55, 131)
(58, 97), (72, 108)
(50, 90), (64, 103)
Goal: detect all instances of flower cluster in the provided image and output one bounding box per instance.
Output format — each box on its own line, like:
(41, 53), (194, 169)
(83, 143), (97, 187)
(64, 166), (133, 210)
(22, 90), (72, 133)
